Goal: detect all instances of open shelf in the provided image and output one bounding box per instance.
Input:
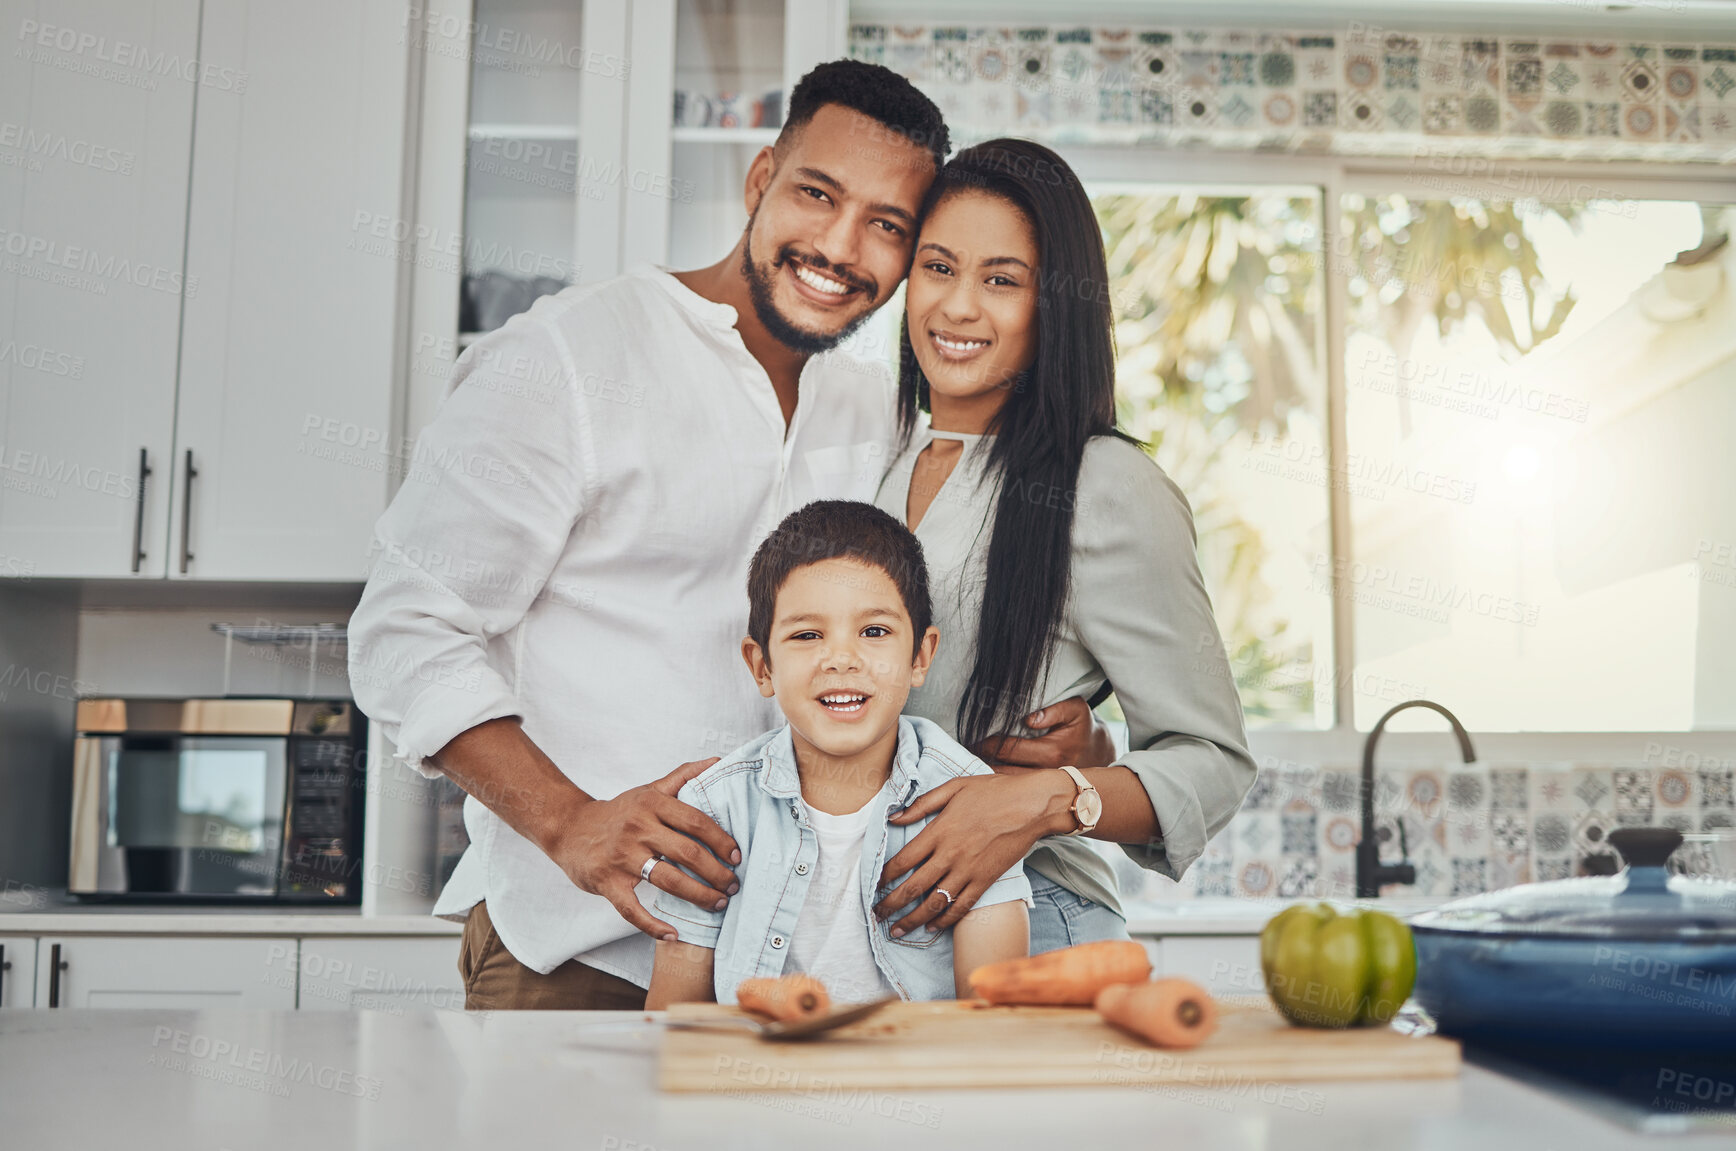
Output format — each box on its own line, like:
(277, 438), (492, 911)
(671, 126), (779, 144)
(468, 123), (580, 142)
(210, 623), (348, 647)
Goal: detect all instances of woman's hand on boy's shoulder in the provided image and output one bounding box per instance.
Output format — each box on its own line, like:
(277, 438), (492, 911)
(874, 770), (1075, 937)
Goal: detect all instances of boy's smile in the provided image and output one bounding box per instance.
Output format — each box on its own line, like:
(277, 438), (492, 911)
(742, 557), (939, 797)
(816, 688), (871, 717)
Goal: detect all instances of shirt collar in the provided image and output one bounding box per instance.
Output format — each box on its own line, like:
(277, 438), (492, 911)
(634, 262), (739, 330)
(757, 717), (925, 811)
(633, 263), (843, 404)
(915, 419), (997, 478)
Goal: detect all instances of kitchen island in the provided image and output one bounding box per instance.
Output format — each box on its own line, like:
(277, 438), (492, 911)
(2, 1008), (1729, 1149)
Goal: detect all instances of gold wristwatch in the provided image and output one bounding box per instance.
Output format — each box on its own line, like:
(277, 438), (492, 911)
(1057, 765), (1102, 836)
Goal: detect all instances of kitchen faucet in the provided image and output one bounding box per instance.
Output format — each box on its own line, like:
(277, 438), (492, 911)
(1357, 699), (1477, 898)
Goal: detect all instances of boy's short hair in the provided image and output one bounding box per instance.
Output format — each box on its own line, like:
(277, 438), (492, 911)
(776, 59), (950, 171)
(747, 501), (932, 660)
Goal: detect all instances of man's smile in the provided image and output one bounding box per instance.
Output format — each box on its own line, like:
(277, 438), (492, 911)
(779, 251), (873, 308)
(795, 264), (853, 297)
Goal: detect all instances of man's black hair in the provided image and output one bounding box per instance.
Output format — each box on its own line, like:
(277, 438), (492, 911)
(747, 500), (933, 662)
(777, 58), (950, 170)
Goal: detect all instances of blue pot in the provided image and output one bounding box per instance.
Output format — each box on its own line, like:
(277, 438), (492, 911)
(1410, 828), (1736, 1051)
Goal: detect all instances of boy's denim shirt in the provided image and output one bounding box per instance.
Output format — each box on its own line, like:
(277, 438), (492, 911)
(652, 714), (1033, 1003)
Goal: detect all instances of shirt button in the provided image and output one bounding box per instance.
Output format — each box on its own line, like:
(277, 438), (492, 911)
(771, 935), (786, 949)
(795, 863), (809, 875)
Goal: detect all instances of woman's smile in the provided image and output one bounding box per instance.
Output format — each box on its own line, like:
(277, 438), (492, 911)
(929, 329), (993, 361)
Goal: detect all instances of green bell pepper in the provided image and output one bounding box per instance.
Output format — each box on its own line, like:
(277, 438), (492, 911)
(1260, 903), (1417, 1028)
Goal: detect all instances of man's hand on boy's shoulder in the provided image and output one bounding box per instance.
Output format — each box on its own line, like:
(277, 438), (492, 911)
(970, 697), (1116, 771)
(547, 757), (744, 942)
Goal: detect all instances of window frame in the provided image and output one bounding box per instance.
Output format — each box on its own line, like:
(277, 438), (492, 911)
(1069, 145), (1736, 758)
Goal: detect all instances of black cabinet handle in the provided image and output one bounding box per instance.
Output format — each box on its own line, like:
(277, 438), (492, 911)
(179, 449), (197, 574)
(48, 943), (66, 1008)
(0, 942), (8, 1007)
(130, 448), (152, 572)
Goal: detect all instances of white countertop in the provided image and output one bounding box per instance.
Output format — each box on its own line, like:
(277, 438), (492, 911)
(0, 896), (1444, 938)
(0, 907), (461, 936)
(1, 1008), (1728, 1149)
(1123, 896), (1446, 935)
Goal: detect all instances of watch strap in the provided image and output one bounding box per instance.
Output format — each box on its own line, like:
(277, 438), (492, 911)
(1057, 765), (1097, 836)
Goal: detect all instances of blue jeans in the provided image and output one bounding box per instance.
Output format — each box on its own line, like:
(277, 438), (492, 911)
(1025, 863), (1130, 954)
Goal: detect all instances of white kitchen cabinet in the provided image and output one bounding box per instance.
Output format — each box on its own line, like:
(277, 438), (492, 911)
(659, 0), (843, 270)
(404, 0), (632, 438)
(0, 0), (414, 582)
(295, 937), (464, 1012)
(168, 0), (411, 580)
(403, 0), (849, 439)
(0, 936), (38, 1009)
(0, 0), (198, 578)
(34, 936), (298, 1008)
(1155, 935), (1266, 998)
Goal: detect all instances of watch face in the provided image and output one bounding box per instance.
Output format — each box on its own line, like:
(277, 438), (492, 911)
(1077, 788), (1104, 828)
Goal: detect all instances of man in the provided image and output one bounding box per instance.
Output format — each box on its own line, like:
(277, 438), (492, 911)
(348, 60), (1110, 1010)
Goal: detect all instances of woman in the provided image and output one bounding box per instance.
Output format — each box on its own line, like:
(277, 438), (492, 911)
(869, 139), (1256, 953)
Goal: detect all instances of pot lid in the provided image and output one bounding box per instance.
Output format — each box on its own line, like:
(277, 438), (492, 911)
(1410, 828), (1736, 942)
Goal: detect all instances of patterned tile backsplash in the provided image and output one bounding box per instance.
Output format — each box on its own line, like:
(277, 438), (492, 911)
(1128, 761), (1736, 903)
(849, 23), (1736, 164)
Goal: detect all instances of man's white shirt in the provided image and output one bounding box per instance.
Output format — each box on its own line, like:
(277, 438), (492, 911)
(347, 265), (896, 982)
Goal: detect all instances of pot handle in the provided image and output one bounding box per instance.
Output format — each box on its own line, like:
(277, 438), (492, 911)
(1607, 827), (1682, 894)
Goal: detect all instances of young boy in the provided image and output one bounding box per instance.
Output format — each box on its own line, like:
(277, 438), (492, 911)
(644, 501), (1031, 1006)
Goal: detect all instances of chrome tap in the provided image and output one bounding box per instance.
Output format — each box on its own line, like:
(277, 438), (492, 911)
(1357, 699), (1477, 898)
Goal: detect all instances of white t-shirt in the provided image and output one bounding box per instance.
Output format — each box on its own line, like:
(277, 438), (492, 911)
(785, 797), (898, 1003)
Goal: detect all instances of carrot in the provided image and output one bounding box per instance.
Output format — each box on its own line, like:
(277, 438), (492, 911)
(968, 940), (1152, 1006)
(735, 975), (831, 1021)
(1095, 978), (1219, 1049)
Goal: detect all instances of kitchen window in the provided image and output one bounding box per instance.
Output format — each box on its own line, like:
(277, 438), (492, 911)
(1125, 173), (1735, 737)
(1095, 187), (1333, 732)
(1340, 191), (1735, 733)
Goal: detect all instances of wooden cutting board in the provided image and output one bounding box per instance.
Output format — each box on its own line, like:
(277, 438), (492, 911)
(658, 996), (1460, 1092)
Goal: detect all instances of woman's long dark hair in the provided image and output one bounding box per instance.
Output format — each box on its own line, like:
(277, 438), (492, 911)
(896, 138), (1120, 749)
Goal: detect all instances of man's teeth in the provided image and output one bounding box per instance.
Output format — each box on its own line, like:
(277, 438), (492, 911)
(795, 264), (851, 295)
(819, 692), (868, 712)
(934, 334), (988, 352)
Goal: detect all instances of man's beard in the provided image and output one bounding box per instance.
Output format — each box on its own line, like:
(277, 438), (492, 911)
(740, 207), (879, 355)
